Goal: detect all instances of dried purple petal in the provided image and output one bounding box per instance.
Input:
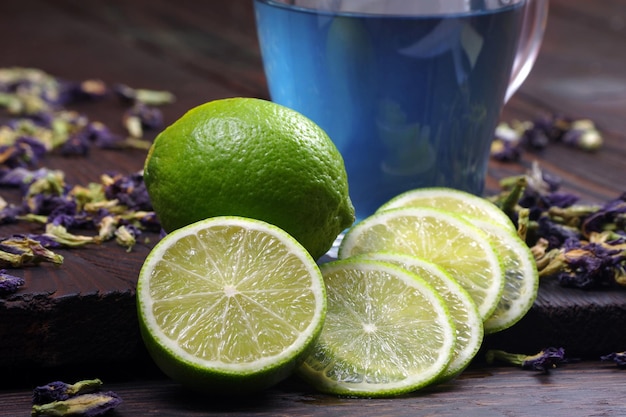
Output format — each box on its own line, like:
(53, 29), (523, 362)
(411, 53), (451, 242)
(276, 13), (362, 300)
(102, 172), (152, 212)
(0, 235), (64, 267)
(581, 193), (626, 237)
(560, 119), (603, 151)
(522, 347), (566, 372)
(59, 132), (90, 156)
(0, 166), (33, 187)
(57, 79), (108, 105)
(520, 125), (550, 150)
(490, 138), (522, 162)
(32, 379), (103, 405)
(543, 192), (579, 209)
(601, 351), (626, 369)
(0, 135), (48, 168)
(32, 381), (72, 404)
(83, 121), (124, 149)
(21, 233), (63, 249)
(485, 347), (566, 373)
(31, 391), (122, 416)
(124, 102), (163, 131)
(0, 203), (26, 224)
(0, 269), (24, 294)
(27, 193), (70, 216)
(47, 200), (78, 226)
(536, 216), (581, 250)
(135, 211), (161, 233)
(113, 83), (175, 105)
(557, 241), (626, 289)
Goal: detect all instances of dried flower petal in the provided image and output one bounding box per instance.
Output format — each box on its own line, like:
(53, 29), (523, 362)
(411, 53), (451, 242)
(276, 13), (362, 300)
(600, 351), (626, 369)
(114, 224), (137, 251)
(31, 391), (122, 416)
(491, 114), (603, 162)
(581, 193), (626, 237)
(0, 268), (24, 294)
(0, 235), (63, 267)
(44, 224), (99, 247)
(113, 83), (175, 105)
(123, 102), (163, 132)
(102, 172), (152, 211)
(485, 347), (566, 373)
(32, 379), (103, 405)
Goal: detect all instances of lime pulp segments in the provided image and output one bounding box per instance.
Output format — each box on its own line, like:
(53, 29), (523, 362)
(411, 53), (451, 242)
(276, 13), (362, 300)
(137, 216), (327, 393)
(299, 259), (456, 397)
(338, 207), (504, 321)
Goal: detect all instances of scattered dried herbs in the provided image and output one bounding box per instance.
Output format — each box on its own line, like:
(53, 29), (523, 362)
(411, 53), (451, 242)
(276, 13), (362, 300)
(490, 162), (626, 290)
(0, 167), (159, 253)
(0, 68), (168, 265)
(491, 114), (603, 162)
(0, 67), (171, 160)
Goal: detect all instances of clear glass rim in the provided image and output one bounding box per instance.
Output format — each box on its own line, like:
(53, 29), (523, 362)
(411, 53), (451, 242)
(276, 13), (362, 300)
(253, 0), (527, 17)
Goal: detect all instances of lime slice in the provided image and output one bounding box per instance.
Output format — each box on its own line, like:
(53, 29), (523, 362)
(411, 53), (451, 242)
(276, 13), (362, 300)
(378, 187), (515, 232)
(299, 259), (456, 397)
(136, 216), (327, 394)
(355, 252), (483, 380)
(477, 220), (539, 334)
(338, 207), (504, 320)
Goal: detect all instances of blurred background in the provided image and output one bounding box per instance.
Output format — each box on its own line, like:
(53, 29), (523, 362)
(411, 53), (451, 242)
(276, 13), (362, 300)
(0, 0), (624, 198)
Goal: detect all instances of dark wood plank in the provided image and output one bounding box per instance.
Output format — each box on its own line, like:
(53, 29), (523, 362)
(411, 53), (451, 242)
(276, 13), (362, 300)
(3, 361), (626, 416)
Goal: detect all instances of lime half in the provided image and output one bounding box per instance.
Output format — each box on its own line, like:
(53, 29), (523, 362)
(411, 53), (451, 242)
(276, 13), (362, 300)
(299, 259), (455, 397)
(339, 207), (504, 320)
(137, 216), (327, 394)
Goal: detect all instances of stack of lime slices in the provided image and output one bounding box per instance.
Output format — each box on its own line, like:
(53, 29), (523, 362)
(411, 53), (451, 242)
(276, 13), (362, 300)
(136, 188), (538, 398)
(374, 187), (538, 335)
(298, 187), (538, 397)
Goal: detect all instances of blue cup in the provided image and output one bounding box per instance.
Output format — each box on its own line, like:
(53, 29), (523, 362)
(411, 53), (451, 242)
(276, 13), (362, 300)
(254, 0), (547, 221)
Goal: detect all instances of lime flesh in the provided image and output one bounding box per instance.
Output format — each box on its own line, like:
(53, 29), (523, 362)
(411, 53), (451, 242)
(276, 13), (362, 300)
(339, 207), (504, 321)
(355, 252), (484, 380)
(478, 220), (539, 334)
(137, 216), (327, 394)
(299, 259), (456, 397)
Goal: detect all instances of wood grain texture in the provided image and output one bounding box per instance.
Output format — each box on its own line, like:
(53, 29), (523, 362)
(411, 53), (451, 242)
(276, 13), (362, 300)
(4, 361), (626, 417)
(0, 0), (625, 415)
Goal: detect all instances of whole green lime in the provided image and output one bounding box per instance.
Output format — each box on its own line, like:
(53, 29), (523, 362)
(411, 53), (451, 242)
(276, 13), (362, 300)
(143, 97), (355, 259)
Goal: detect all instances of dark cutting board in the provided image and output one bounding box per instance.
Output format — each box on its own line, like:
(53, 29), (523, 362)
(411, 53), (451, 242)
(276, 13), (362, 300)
(483, 278), (626, 358)
(2, 225), (626, 374)
(1, 144), (625, 373)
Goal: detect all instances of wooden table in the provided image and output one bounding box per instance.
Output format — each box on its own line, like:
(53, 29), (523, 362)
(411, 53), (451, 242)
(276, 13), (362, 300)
(1, 0), (626, 415)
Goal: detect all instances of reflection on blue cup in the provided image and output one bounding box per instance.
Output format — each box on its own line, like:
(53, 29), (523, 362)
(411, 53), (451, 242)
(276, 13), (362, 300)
(254, 0), (546, 221)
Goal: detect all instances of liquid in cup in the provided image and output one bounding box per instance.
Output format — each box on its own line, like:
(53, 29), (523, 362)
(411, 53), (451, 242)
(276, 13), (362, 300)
(254, 0), (528, 221)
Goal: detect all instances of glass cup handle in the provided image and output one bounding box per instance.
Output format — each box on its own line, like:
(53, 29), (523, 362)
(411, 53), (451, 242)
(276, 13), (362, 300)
(505, 0), (550, 103)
